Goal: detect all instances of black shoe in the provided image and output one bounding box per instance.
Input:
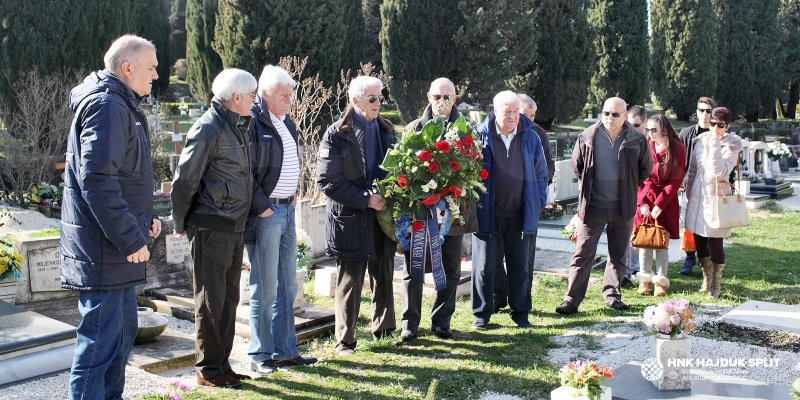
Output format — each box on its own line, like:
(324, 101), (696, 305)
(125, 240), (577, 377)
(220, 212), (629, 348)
(555, 301), (579, 315)
(471, 318), (489, 330)
(400, 329), (418, 342)
(273, 355), (318, 369)
(250, 360), (276, 374)
(373, 330), (394, 340)
(608, 300), (630, 311)
(515, 320), (533, 329)
(432, 326), (453, 338)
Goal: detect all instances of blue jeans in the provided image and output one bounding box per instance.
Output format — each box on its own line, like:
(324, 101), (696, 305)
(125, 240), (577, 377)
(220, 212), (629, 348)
(69, 286), (137, 400)
(244, 203), (300, 362)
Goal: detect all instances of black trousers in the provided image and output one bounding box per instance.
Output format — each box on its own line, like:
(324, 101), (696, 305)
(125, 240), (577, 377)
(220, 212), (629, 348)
(188, 226), (243, 378)
(401, 234), (463, 333)
(493, 233), (537, 307)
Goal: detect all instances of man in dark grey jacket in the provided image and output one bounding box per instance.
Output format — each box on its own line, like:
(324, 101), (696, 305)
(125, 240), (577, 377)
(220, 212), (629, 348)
(171, 68), (256, 388)
(317, 76), (396, 355)
(61, 35), (161, 400)
(556, 97), (651, 315)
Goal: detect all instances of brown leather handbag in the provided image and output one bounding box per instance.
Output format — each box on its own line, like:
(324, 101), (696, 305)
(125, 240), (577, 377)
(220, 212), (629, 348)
(631, 217), (669, 250)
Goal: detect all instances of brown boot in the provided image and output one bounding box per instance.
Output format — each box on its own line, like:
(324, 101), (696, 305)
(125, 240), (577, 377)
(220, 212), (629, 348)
(652, 275), (670, 297)
(698, 257), (713, 293)
(709, 263), (725, 299)
(636, 272), (652, 295)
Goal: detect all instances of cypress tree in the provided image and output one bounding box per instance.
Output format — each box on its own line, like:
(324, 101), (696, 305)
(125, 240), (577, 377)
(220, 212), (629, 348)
(185, 0), (223, 103)
(340, 0), (366, 73)
(587, 0), (649, 107)
(380, 0), (460, 123)
(713, 0), (782, 121)
(780, 0), (800, 119)
(507, 0), (593, 127)
(362, 0), (383, 71)
(650, 0), (718, 121)
(170, 0), (188, 60)
(136, 0), (172, 97)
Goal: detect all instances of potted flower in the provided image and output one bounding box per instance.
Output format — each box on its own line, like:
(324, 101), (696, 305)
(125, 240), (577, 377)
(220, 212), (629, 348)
(29, 182), (63, 207)
(540, 202), (566, 220)
(0, 239), (24, 304)
(767, 141), (790, 176)
(551, 360), (612, 400)
(642, 298), (696, 390)
(560, 214), (581, 244)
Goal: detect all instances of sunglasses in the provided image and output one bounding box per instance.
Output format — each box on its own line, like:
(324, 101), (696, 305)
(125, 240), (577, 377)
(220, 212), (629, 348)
(602, 111), (622, 118)
(645, 127), (658, 133)
(709, 121), (728, 128)
(632, 123), (642, 128)
(431, 94), (454, 101)
(697, 108), (713, 114)
(366, 95), (385, 104)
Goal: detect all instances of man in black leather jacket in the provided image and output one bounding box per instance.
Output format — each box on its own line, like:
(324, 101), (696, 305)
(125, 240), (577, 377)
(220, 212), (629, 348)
(171, 68), (256, 388)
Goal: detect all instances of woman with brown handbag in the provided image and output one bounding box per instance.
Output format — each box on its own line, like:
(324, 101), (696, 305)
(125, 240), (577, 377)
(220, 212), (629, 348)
(684, 107), (742, 299)
(634, 114), (686, 296)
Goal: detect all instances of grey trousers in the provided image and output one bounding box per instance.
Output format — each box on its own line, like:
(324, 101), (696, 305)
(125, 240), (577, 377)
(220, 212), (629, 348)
(401, 234), (463, 333)
(564, 205), (633, 306)
(334, 255), (396, 351)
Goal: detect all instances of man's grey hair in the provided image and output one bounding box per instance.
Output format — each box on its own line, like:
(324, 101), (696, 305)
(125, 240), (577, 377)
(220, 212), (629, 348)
(212, 68), (257, 102)
(493, 91), (520, 110)
(628, 105), (646, 119)
(517, 94), (537, 110)
(104, 35), (157, 75)
(258, 65), (296, 95)
(348, 76), (383, 105)
(429, 77), (456, 93)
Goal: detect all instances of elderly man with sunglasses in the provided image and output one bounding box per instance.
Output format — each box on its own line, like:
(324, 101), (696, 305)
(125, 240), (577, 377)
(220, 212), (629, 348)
(317, 76), (397, 355)
(556, 97), (651, 315)
(677, 97), (717, 276)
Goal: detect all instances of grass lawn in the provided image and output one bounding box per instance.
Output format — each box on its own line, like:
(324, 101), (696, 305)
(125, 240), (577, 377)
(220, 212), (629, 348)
(173, 207), (799, 400)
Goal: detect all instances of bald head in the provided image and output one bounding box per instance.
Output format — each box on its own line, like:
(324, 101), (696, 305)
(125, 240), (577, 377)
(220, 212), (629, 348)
(427, 77), (458, 117)
(601, 97), (628, 136)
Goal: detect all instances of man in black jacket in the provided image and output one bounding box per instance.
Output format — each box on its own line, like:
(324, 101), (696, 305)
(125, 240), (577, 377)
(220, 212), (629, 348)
(171, 68), (257, 388)
(316, 76), (397, 355)
(399, 78), (476, 341)
(245, 65), (316, 374)
(678, 97), (716, 276)
(61, 34), (161, 400)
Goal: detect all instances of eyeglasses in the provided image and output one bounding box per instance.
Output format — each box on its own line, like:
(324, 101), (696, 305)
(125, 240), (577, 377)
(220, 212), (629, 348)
(431, 94), (454, 101)
(645, 127), (658, 133)
(366, 95), (385, 104)
(602, 111), (622, 118)
(697, 108), (713, 114)
(241, 92), (256, 100)
(632, 123), (642, 128)
(709, 121), (728, 128)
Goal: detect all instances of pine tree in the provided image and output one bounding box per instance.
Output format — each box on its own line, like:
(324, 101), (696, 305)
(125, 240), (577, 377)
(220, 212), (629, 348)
(380, 0), (460, 122)
(185, 0), (223, 103)
(650, 0), (718, 121)
(136, 0), (172, 97)
(507, 0), (593, 127)
(170, 0), (188, 60)
(587, 0), (649, 107)
(780, 0), (800, 119)
(713, 0), (782, 121)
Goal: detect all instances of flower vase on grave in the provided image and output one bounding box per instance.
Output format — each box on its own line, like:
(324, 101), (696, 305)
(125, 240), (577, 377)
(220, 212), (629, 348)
(135, 307), (168, 344)
(293, 269), (306, 312)
(770, 160), (781, 177)
(239, 269), (250, 305)
(550, 385), (611, 400)
(648, 333), (691, 390)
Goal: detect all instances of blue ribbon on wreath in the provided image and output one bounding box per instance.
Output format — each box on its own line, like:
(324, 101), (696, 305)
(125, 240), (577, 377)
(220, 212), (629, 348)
(396, 200), (449, 291)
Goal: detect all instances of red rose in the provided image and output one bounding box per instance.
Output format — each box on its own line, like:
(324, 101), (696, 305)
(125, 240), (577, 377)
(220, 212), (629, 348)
(452, 187), (462, 198)
(421, 192), (441, 206)
(397, 175), (409, 188)
(479, 169), (489, 180)
(418, 150), (432, 162)
(412, 221), (425, 232)
(460, 146), (471, 155)
(449, 160), (460, 172)
(462, 135), (474, 145)
(427, 161), (441, 173)
(435, 140), (451, 153)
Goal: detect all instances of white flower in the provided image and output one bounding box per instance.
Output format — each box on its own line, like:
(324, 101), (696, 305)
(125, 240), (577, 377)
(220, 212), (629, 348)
(411, 166), (418, 173)
(296, 228), (313, 248)
(428, 179), (437, 190)
(545, 204), (553, 209)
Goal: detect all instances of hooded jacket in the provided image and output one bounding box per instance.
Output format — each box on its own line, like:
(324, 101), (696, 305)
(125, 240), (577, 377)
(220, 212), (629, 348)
(475, 112), (549, 236)
(60, 70), (155, 291)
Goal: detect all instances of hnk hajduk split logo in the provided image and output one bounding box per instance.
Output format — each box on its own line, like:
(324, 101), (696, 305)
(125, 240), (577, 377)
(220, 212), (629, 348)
(641, 358), (664, 381)
(640, 357), (781, 381)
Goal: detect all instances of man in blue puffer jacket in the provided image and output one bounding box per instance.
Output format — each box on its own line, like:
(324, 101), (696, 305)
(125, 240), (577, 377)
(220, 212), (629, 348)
(60, 35), (161, 400)
(471, 91), (549, 330)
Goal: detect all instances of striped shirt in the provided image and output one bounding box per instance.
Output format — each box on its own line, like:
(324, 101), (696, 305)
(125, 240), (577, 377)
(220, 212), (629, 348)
(269, 111), (299, 198)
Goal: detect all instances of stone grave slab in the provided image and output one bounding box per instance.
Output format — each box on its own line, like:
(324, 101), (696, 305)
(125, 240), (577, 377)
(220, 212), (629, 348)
(126, 327), (195, 373)
(0, 300), (76, 385)
(606, 361), (792, 399)
(719, 300), (800, 334)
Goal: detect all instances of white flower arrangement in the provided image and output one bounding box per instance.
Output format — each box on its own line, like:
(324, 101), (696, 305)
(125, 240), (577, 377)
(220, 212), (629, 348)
(642, 298), (696, 339)
(767, 141), (791, 161)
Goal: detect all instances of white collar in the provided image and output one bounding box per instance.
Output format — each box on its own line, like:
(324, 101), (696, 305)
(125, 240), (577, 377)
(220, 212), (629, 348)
(268, 109), (286, 122)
